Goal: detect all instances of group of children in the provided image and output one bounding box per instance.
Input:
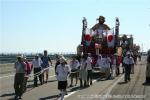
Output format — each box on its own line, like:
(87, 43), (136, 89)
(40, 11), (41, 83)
(55, 53), (93, 99)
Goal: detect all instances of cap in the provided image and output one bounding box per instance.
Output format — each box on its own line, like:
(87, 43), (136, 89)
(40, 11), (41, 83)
(126, 51), (131, 55)
(97, 16), (105, 21)
(59, 56), (67, 63)
(16, 54), (24, 59)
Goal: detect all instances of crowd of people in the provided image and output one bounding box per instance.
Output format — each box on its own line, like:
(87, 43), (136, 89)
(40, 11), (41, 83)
(14, 49), (144, 99)
(14, 50), (52, 99)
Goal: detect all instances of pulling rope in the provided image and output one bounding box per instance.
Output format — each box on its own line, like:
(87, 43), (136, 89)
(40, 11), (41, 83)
(25, 67), (51, 78)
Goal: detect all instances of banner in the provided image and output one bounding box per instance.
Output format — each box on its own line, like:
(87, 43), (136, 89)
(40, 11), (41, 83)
(107, 29), (115, 48)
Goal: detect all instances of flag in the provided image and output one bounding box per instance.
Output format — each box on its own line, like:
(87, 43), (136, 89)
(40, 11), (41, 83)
(107, 29), (115, 47)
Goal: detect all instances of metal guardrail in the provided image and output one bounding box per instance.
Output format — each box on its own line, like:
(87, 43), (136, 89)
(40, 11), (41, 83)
(0, 56), (34, 64)
(0, 54), (76, 64)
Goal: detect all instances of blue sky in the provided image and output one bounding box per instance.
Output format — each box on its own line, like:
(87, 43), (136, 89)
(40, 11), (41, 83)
(1, 0), (150, 53)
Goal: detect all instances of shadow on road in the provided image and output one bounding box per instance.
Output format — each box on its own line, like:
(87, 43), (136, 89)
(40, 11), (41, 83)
(118, 81), (128, 85)
(26, 84), (34, 88)
(70, 86), (81, 92)
(0, 93), (15, 97)
(8, 98), (16, 100)
(142, 82), (150, 86)
(47, 79), (57, 83)
(39, 94), (59, 100)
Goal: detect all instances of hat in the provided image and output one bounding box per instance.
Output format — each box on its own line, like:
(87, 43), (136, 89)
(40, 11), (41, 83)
(23, 55), (27, 59)
(126, 51), (131, 55)
(16, 54), (24, 59)
(98, 54), (102, 58)
(88, 53), (91, 56)
(59, 56), (67, 63)
(97, 16), (105, 21)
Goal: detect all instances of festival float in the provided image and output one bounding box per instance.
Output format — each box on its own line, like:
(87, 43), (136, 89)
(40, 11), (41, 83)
(77, 16), (140, 74)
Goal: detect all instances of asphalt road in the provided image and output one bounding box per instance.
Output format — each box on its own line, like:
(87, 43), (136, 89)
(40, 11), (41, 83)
(0, 58), (149, 100)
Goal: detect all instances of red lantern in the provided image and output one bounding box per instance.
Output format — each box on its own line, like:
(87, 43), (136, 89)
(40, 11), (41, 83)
(107, 35), (113, 42)
(84, 34), (92, 41)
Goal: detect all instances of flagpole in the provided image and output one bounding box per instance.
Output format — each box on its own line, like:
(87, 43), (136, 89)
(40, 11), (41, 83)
(81, 17), (87, 44)
(81, 17), (87, 55)
(115, 17), (120, 53)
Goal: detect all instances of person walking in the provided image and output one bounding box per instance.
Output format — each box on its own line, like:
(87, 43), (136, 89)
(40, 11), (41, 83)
(69, 56), (80, 87)
(102, 55), (111, 79)
(116, 55), (121, 75)
(79, 55), (88, 88)
(55, 54), (61, 74)
(86, 53), (93, 86)
(14, 55), (26, 99)
(41, 50), (52, 83)
(23, 56), (32, 92)
(56, 56), (70, 99)
(143, 50), (150, 84)
(123, 52), (134, 83)
(111, 54), (117, 79)
(32, 54), (43, 87)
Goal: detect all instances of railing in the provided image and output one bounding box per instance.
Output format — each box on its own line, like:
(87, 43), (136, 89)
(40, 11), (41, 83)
(0, 53), (76, 64)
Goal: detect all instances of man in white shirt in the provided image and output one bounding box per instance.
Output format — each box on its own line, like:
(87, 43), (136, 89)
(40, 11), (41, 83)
(123, 52), (134, 83)
(32, 55), (43, 86)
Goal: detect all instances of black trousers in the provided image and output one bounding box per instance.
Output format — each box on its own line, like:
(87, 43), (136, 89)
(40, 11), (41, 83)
(124, 64), (131, 82)
(14, 73), (25, 97)
(34, 67), (42, 86)
(87, 70), (92, 85)
(23, 77), (28, 92)
(146, 77), (150, 83)
(80, 79), (86, 88)
(116, 65), (120, 75)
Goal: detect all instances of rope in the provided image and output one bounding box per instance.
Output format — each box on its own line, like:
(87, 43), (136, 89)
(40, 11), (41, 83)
(25, 67), (51, 78)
